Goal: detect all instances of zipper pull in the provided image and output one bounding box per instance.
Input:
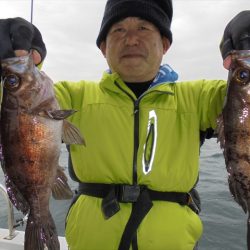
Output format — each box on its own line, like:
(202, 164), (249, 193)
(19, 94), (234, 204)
(134, 100), (139, 115)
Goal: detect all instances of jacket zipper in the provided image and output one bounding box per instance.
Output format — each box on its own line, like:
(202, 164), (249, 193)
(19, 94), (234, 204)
(114, 81), (174, 185)
(114, 81), (140, 184)
(133, 99), (139, 185)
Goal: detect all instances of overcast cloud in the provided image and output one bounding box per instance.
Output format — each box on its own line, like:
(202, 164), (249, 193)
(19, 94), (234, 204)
(0, 0), (249, 82)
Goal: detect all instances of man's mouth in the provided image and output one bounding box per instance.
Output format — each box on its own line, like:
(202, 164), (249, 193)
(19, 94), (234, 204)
(120, 53), (145, 59)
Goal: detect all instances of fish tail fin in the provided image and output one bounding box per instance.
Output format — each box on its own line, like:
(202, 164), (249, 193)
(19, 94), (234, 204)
(25, 213), (60, 250)
(52, 165), (73, 200)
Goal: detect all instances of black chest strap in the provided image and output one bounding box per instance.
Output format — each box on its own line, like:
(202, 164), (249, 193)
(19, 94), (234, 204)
(77, 183), (192, 250)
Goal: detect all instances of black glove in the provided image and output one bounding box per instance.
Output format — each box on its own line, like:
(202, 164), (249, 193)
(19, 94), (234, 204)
(0, 17), (46, 64)
(220, 10), (250, 60)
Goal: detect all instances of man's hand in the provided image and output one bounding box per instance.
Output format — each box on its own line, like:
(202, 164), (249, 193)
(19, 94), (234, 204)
(0, 17), (46, 65)
(220, 11), (250, 69)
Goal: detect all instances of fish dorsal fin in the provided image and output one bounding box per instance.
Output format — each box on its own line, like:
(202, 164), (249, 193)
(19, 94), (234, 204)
(43, 110), (77, 120)
(52, 166), (73, 200)
(62, 120), (86, 145)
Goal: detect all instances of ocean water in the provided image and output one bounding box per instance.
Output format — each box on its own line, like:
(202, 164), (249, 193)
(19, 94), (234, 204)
(0, 139), (247, 250)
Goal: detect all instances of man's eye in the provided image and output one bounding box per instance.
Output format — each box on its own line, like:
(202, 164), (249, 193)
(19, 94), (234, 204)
(113, 28), (125, 33)
(139, 26), (148, 31)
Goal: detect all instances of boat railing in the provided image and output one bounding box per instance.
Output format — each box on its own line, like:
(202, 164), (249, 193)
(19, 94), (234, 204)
(0, 183), (17, 240)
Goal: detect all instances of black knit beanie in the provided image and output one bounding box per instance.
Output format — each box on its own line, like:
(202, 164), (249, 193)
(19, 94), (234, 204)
(96, 0), (173, 48)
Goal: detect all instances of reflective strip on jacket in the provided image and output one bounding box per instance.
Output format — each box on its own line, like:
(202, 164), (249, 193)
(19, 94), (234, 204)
(54, 71), (226, 250)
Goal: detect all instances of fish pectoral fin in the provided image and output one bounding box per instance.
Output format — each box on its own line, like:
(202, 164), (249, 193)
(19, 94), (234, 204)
(42, 110), (77, 120)
(4, 176), (29, 214)
(215, 114), (225, 149)
(52, 166), (73, 200)
(62, 120), (86, 145)
(229, 177), (248, 213)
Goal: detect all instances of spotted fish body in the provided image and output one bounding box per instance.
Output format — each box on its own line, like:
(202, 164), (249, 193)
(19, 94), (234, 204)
(0, 54), (84, 250)
(218, 50), (250, 249)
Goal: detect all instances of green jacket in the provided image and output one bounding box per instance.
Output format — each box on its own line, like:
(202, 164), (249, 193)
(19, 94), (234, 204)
(54, 71), (226, 250)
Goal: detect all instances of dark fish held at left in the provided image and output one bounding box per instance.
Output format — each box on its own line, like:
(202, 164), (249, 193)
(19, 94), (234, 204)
(0, 54), (85, 250)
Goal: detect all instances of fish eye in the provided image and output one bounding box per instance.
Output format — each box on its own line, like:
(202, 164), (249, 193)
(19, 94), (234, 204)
(3, 74), (20, 89)
(235, 68), (250, 84)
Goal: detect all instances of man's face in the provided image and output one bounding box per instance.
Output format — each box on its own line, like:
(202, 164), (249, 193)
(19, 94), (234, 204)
(100, 17), (170, 83)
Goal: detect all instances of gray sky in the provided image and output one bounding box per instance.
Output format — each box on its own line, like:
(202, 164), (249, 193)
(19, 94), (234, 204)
(0, 0), (249, 82)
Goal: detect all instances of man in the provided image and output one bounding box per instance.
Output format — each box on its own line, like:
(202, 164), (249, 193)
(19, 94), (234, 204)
(0, 0), (249, 249)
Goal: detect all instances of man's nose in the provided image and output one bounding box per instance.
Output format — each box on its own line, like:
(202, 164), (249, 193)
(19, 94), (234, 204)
(124, 30), (139, 46)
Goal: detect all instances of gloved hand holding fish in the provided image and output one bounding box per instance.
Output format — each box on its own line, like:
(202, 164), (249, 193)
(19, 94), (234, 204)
(0, 17), (46, 65)
(0, 18), (85, 250)
(218, 11), (250, 249)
